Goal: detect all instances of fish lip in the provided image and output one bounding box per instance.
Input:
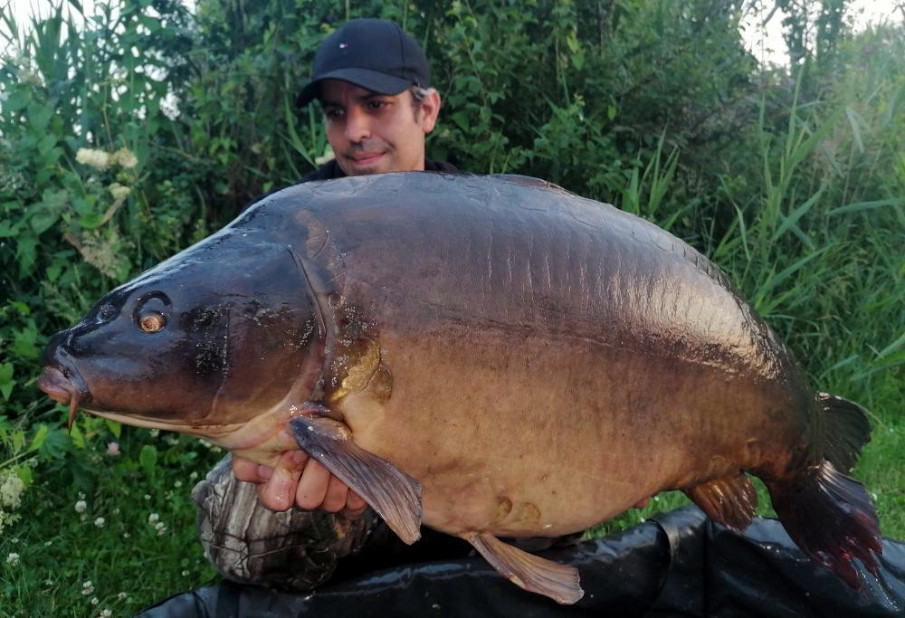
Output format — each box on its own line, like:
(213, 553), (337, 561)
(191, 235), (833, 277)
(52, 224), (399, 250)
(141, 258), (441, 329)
(38, 364), (90, 431)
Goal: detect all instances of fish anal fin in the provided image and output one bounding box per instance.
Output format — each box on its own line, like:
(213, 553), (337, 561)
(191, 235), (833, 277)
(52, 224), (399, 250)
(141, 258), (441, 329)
(288, 416), (422, 544)
(684, 472), (757, 531)
(462, 531), (584, 605)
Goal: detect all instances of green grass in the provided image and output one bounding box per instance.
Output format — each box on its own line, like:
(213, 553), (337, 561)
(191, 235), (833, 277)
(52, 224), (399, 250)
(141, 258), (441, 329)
(0, 429), (222, 616)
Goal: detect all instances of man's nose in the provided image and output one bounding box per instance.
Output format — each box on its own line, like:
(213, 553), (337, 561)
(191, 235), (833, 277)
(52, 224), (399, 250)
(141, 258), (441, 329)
(344, 109), (371, 143)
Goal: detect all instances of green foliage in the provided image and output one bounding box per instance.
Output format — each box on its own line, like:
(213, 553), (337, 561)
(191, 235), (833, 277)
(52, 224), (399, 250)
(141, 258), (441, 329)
(0, 0), (903, 613)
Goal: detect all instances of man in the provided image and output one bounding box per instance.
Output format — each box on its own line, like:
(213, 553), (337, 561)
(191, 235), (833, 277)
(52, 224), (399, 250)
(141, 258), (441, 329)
(193, 18), (466, 590)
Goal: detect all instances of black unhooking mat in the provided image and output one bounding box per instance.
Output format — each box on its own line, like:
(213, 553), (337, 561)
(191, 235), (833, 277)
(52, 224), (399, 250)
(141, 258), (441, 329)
(137, 506), (905, 617)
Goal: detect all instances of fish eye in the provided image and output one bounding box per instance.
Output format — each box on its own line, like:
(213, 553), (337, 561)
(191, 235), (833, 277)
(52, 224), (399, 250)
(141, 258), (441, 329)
(138, 311), (167, 334)
(134, 293), (171, 334)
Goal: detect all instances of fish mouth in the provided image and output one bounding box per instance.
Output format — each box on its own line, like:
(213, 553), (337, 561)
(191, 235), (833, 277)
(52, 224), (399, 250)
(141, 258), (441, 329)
(38, 366), (89, 431)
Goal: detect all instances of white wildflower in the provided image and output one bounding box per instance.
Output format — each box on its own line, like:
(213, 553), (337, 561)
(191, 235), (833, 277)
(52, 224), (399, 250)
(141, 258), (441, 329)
(94, 517), (105, 528)
(148, 513), (159, 524)
(149, 429), (160, 438)
(174, 480), (183, 489)
(100, 610), (113, 617)
(75, 500), (88, 513)
(91, 596), (99, 605)
(112, 147), (138, 169)
(82, 580), (94, 595)
(6, 552), (19, 566)
(117, 592), (127, 600)
(0, 471), (25, 509)
(189, 472), (199, 481)
(181, 570), (190, 576)
(76, 148), (111, 171)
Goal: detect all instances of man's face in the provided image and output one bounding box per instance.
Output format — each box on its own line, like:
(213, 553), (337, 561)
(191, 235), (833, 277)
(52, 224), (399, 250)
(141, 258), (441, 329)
(319, 80), (439, 176)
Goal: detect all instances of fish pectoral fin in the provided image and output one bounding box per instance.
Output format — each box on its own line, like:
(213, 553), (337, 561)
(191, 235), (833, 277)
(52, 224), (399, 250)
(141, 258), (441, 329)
(461, 531), (584, 605)
(288, 416), (422, 545)
(684, 472), (757, 531)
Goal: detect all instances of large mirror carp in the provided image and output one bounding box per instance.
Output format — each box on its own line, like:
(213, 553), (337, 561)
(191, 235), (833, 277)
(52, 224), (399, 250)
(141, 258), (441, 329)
(39, 173), (881, 604)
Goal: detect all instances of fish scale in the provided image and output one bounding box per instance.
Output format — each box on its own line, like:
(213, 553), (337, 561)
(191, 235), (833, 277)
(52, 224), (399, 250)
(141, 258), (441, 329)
(39, 172), (880, 604)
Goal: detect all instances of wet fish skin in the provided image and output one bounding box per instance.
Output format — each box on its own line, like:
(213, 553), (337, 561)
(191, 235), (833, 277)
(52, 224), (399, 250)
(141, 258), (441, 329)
(39, 173), (880, 603)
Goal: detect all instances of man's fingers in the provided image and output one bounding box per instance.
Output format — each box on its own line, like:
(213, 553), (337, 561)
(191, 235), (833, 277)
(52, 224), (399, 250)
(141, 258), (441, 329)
(232, 456), (265, 482)
(342, 490), (368, 519)
(295, 458), (331, 510)
(257, 451), (308, 512)
(321, 476), (350, 513)
(231, 450), (370, 516)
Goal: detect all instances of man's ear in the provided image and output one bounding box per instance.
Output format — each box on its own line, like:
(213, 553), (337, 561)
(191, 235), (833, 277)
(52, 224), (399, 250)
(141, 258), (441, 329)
(419, 89), (442, 134)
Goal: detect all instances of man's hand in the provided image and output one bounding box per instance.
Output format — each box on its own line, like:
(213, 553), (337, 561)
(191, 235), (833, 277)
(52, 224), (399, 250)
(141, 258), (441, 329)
(232, 452), (368, 518)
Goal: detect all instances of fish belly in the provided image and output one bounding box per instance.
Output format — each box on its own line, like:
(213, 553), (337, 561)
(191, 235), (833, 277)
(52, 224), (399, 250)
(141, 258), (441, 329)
(340, 325), (797, 539)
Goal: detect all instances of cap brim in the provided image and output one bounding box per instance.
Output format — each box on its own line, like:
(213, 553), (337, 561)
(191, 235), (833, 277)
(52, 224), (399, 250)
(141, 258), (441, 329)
(297, 68), (414, 107)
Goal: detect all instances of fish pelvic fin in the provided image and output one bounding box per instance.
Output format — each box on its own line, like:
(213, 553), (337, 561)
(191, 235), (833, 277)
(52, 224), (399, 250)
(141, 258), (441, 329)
(288, 415), (422, 545)
(683, 473), (757, 532)
(819, 392), (871, 473)
(461, 531), (584, 605)
(768, 460), (882, 589)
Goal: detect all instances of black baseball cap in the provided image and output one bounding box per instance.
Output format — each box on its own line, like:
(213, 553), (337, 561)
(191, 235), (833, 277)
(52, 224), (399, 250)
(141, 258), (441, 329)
(297, 18), (431, 106)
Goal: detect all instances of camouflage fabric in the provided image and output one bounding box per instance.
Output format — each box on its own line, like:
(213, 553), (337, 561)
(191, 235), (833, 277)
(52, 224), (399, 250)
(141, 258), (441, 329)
(194, 456), (583, 590)
(193, 455), (381, 590)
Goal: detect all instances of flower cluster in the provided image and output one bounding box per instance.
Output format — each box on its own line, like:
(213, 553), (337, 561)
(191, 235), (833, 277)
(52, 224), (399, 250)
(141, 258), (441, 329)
(108, 183), (131, 201)
(75, 148), (111, 171)
(148, 513), (167, 536)
(0, 469), (26, 535)
(0, 470), (25, 510)
(75, 147), (139, 172)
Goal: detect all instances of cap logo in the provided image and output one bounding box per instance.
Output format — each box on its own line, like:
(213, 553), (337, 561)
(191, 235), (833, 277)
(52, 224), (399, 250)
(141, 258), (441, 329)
(339, 43), (349, 49)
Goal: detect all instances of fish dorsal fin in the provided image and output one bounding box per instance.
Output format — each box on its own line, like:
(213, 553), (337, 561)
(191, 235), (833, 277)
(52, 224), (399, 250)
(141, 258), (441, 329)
(683, 472), (757, 531)
(462, 531), (584, 605)
(288, 415), (422, 544)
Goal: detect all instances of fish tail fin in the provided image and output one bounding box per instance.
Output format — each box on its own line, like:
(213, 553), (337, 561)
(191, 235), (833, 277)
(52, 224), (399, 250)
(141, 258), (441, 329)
(818, 392), (871, 473)
(768, 460), (882, 589)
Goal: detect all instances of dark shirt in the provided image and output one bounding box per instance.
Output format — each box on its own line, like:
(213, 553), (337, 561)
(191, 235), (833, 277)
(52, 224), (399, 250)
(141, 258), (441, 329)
(301, 158), (460, 182)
